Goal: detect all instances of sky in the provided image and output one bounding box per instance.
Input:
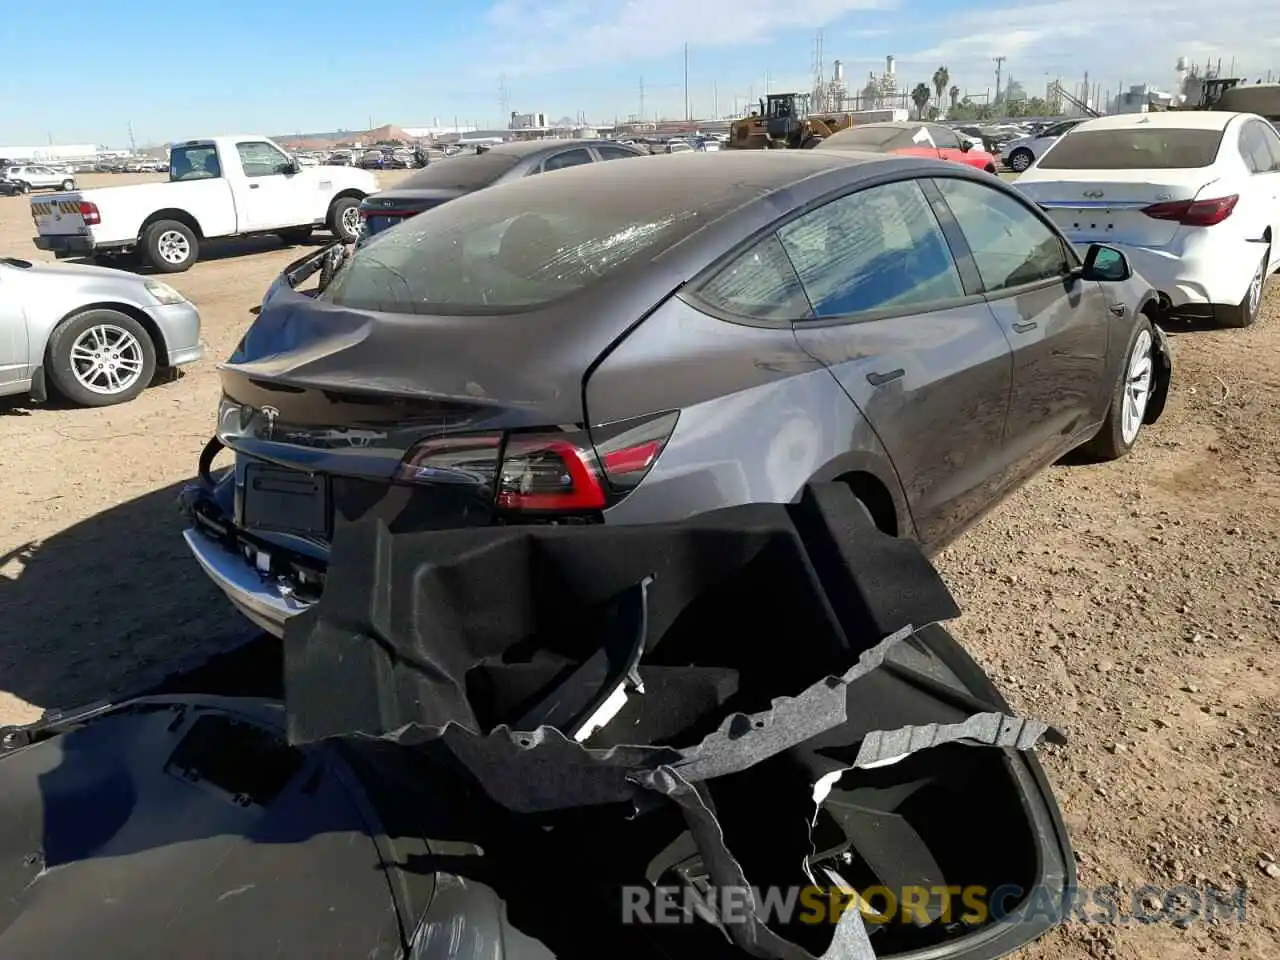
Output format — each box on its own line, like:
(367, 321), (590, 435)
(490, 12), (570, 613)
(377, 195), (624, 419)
(2, 0), (1279, 147)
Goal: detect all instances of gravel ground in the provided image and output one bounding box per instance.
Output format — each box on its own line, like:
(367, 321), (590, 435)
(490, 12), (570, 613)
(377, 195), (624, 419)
(0, 173), (1276, 958)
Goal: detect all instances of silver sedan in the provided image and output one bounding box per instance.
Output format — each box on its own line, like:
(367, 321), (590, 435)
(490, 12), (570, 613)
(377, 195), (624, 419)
(0, 256), (203, 406)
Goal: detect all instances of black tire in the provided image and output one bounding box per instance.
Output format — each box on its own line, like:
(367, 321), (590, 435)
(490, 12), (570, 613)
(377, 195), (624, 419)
(142, 219), (199, 273)
(15, 181), (29, 194)
(328, 197), (362, 242)
(1008, 148), (1033, 172)
(1215, 245), (1268, 328)
(1078, 317), (1156, 462)
(45, 309), (157, 407)
(800, 135), (823, 149)
(278, 226), (314, 246)
(60, 179), (75, 191)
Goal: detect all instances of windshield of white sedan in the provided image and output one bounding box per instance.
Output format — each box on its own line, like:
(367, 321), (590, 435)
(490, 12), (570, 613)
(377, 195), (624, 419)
(1037, 129), (1224, 169)
(320, 171), (723, 314)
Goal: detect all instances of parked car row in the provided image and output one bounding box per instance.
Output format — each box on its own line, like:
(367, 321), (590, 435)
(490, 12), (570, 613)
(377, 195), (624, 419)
(1014, 110), (1280, 327)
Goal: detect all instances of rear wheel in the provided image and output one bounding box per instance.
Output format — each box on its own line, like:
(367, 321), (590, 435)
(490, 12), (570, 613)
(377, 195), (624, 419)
(1008, 148), (1033, 172)
(46, 309), (157, 407)
(1216, 245), (1267, 328)
(15, 181), (29, 194)
(142, 219), (199, 273)
(1078, 318), (1154, 461)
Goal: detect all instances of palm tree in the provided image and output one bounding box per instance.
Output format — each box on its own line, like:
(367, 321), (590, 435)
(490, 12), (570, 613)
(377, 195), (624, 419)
(949, 85), (961, 111)
(932, 66), (951, 118)
(911, 82), (931, 120)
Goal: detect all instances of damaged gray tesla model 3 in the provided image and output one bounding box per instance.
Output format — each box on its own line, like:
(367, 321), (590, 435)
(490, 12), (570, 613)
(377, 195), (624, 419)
(0, 484), (1074, 959)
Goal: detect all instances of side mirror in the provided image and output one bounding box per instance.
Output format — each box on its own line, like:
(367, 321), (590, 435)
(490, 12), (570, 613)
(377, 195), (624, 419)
(960, 140), (973, 152)
(280, 161), (299, 176)
(1081, 244), (1131, 282)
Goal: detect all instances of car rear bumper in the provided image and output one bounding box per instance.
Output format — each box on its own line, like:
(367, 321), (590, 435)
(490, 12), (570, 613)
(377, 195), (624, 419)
(33, 234), (97, 256)
(183, 527), (310, 637)
(1090, 240), (1265, 308)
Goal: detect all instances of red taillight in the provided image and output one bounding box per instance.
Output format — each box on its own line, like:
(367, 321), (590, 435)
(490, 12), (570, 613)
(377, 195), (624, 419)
(392, 412), (678, 515)
(497, 435), (607, 511)
(78, 201), (100, 226)
(1140, 194), (1237, 227)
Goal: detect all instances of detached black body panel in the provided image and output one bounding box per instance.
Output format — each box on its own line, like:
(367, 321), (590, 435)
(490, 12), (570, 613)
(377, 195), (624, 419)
(0, 485), (1075, 959)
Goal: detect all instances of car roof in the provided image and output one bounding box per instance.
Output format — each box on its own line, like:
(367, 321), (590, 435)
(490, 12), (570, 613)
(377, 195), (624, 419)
(1075, 111), (1238, 132)
(478, 139), (622, 157)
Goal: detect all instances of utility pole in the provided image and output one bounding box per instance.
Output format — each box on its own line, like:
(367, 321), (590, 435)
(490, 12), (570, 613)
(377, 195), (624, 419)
(639, 76), (645, 123)
(499, 73), (510, 124)
(683, 43), (690, 121)
(993, 56), (1006, 104)
(713, 81), (719, 118)
(127, 120), (137, 153)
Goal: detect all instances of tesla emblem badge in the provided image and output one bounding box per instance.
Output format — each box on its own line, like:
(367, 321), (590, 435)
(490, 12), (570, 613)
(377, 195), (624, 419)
(260, 405), (279, 438)
(1083, 190), (1105, 199)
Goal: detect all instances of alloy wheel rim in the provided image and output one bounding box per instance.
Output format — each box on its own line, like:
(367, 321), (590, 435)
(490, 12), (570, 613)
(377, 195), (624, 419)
(70, 324), (145, 395)
(341, 206), (361, 238)
(1120, 329), (1153, 446)
(1247, 256), (1264, 317)
(157, 229), (190, 264)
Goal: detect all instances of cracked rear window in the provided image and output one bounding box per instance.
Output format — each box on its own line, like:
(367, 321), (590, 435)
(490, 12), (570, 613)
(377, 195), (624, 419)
(321, 159), (752, 315)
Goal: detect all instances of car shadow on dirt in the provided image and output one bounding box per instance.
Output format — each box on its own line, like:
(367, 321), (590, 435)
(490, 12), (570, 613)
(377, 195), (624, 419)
(0, 478), (254, 716)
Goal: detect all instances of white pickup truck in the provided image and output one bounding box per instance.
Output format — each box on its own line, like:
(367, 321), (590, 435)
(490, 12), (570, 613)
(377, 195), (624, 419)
(31, 136), (378, 273)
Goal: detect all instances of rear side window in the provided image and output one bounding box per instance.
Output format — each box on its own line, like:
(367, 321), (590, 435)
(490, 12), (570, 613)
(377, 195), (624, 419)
(778, 179), (965, 318)
(543, 149), (593, 171)
(1036, 128), (1224, 169)
(170, 145), (222, 180)
(1240, 121), (1278, 173)
(694, 234), (811, 321)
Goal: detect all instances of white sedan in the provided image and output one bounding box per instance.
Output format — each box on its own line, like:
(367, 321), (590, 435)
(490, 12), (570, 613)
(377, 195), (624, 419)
(1015, 111), (1280, 328)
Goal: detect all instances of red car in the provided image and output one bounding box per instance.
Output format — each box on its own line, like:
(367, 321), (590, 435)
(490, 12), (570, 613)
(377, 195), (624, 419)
(817, 121), (999, 174)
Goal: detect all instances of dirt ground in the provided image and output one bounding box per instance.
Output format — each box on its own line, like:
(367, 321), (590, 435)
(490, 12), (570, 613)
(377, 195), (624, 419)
(0, 173), (1276, 958)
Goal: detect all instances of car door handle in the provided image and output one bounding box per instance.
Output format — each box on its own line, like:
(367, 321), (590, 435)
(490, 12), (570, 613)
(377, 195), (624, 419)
(249, 183), (260, 189)
(1012, 320), (1038, 333)
(866, 368), (904, 386)
(1108, 303), (1126, 317)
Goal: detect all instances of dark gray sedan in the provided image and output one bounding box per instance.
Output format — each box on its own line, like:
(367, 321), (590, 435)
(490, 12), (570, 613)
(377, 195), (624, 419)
(185, 150), (1170, 636)
(355, 139), (647, 241)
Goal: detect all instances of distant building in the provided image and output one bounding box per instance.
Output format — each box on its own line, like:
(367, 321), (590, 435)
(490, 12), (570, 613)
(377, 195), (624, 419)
(0, 143), (100, 162)
(510, 111), (549, 130)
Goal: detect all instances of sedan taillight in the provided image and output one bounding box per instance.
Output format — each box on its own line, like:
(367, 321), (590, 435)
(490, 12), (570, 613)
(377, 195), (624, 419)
(393, 412), (678, 516)
(1140, 194), (1237, 227)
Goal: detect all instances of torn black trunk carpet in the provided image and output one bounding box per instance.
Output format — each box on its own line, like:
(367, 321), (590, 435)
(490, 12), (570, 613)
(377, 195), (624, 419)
(283, 483), (1068, 958)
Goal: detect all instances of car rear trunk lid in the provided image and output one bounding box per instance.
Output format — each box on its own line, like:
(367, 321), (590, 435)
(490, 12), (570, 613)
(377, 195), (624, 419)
(1016, 171), (1217, 247)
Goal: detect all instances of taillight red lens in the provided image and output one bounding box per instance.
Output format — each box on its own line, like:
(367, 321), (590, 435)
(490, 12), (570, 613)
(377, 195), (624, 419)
(497, 435), (606, 511)
(1140, 194), (1237, 227)
(392, 412), (678, 516)
(78, 201), (100, 225)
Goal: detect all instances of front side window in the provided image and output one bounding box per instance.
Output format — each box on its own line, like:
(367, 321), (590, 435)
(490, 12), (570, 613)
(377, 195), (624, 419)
(236, 141), (291, 178)
(935, 177), (1069, 292)
(543, 149), (593, 171)
(927, 125), (961, 149)
(597, 146), (639, 161)
(777, 179), (966, 319)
